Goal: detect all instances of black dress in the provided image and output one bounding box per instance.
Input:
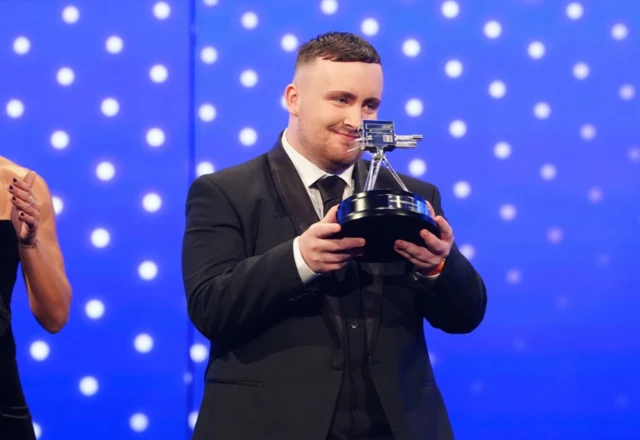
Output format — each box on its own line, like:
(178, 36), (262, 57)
(0, 220), (37, 439)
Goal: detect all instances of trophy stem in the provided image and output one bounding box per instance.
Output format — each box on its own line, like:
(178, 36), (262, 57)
(381, 156), (409, 192)
(363, 150), (384, 191)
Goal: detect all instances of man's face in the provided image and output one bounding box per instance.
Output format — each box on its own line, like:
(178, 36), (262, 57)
(287, 58), (383, 173)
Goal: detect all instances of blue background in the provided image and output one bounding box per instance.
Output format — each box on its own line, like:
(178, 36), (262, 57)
(1, 0), (639, 439)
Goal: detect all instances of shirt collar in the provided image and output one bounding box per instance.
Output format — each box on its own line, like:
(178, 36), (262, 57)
(281, 129), (354, 189)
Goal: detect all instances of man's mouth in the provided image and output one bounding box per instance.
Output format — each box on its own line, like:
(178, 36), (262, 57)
(333, 131), (359, 142)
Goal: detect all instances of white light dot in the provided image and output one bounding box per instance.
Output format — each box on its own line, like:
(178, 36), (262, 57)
(547, 227), (564, 244)
(280, 94), (287, 110)
(240, 69), (258, 88)
(33, 423), (41, 439)
(52, 196), (64, 215)
(146, 128), (166, 147)
(79, 376), (99, 396)
(30, 341), (50, 361)
(489, 80), (506, 98)
(138, 261), (158, 281)
(51, 130), (70, 150)
(13, 36), (31, 55)
(361, 18), (379, 37)
(611, 23), (628, 41)
(441, 1), (460, 19)
(96, 161), (116, 181)
(134, 333), (154, 353)
(153, 2), (171, 20)
(239, 128), (257, 146)
(184, 372), (193, 384)
(408, 159), (427, 177)
(580, 124), (596, 141)
(188, 411), (199, 430)
(629, 147), (640, 162)
(105, 36), (124, 54)
(198, 104), (217, 122)
(130, 413), (149, 432)
(566, 2), (583, 20)
(484, 20), (502, 39)
(573, 62), (590, 80)
(241, 11), (258, 29)
(6, 99), (24, 118)
(203, 0), (219, 5)
(540, 163), (557, 181)
(405, 98), (423, 117)
(85, 299), (105, 319)
(62, 5), (80, 24)
(470, 380), (485, 394)
(101, 98), (120, 117)
(588, 187), (603, 203)
(429, 351), (437, 366)
(556, 295), (569, 310)
(196, 161), (215, 176)
(91, 228), (111, 248)
(453, 181), (471, 199)
(619, 84), (635, 101)
(150, 64), (168, 83)
(142, 193), (162, 213)
(528, 41), (546, 59)
(281, 34), (298, 52)
(445, 59), (463, 78)
(402, 38), (421, 57)
(449, 119), (467, 138)
(190, 343), (209, 363)
(500, 204), (517, 221)
(534, 102), (551, 119)
(57, 67), (75, 86)
(459, 244), (475, 260)
(494, 141), (511, 159)
(506, 269), (522, 285)
(320, 0), (338, 15)
(200, 46), (218, 64)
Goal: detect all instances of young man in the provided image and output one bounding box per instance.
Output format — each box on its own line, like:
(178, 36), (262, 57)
(182, 31), (487, 440)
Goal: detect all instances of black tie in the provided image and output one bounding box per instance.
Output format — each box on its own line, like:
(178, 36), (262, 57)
(316, 175), (347, 217)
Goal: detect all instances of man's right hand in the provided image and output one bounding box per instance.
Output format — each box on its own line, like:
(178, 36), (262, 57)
(298, 205), (366, 273)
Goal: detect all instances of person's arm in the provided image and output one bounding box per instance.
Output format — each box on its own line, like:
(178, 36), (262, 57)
(9, 172), (72, 333)
(181, 176), (312, 343)
(407, 185), (487, 334)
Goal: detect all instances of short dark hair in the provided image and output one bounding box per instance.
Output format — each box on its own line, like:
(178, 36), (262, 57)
(295, 31), (381, 71)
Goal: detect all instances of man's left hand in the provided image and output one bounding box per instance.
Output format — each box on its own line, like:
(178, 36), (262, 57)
(394, 201), (454, 275)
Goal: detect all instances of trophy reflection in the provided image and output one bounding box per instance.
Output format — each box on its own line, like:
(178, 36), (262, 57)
(336, 120), (441, 263)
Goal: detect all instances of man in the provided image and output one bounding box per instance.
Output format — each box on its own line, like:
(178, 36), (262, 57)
(182, 31), (487, 440)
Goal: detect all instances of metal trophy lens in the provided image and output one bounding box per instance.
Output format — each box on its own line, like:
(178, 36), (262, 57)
(336, 120), (441, 263)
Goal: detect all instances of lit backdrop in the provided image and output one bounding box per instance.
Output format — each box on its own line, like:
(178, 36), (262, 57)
(1, 0), (639, 439)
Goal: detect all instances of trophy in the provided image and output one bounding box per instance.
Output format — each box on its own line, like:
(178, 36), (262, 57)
(336, 120), (441, 263)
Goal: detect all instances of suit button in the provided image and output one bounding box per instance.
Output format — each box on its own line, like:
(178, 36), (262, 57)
(351, 360), (360, 371)
(331, 359), (344, 371)
(350, 320), (359, 329)
(350, 404), (359, 412)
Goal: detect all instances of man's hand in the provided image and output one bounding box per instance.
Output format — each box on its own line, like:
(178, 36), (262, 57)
(394, 201), (454, 275)
(298, 205), (365, 273)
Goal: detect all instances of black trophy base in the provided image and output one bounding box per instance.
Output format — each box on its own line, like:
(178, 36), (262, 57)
(335, 190), (441, 263)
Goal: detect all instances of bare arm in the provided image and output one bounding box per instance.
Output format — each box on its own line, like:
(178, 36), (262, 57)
(9, 171), (72, 333)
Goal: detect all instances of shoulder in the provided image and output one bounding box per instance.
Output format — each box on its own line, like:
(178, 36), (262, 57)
(0, 158), (52, 197)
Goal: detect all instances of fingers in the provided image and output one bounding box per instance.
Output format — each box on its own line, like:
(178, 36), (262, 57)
(22, 170), (37, 189)
(320, 205), (339, 223)
(17, 210), (38, 230)
(419, 229), (448, 255)
(313, 222), (342, 239)
(426, 200), (435, 218)
(435, 216), (454, 242)
(10, 195), (40, 218)
(8, 180), (32, 202)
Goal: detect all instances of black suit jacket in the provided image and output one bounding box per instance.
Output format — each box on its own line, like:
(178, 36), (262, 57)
(182, 135), (487, 440)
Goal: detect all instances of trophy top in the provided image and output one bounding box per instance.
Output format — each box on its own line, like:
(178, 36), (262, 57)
(353, 119), (423, 154)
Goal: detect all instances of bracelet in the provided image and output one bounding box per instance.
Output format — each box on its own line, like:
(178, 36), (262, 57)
(19, 237), (38, 249)
(424, 259), (446, 276)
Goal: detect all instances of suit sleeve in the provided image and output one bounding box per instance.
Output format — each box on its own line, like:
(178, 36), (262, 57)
(181, 176), (310, 343)
(408, 185), (487, 334)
